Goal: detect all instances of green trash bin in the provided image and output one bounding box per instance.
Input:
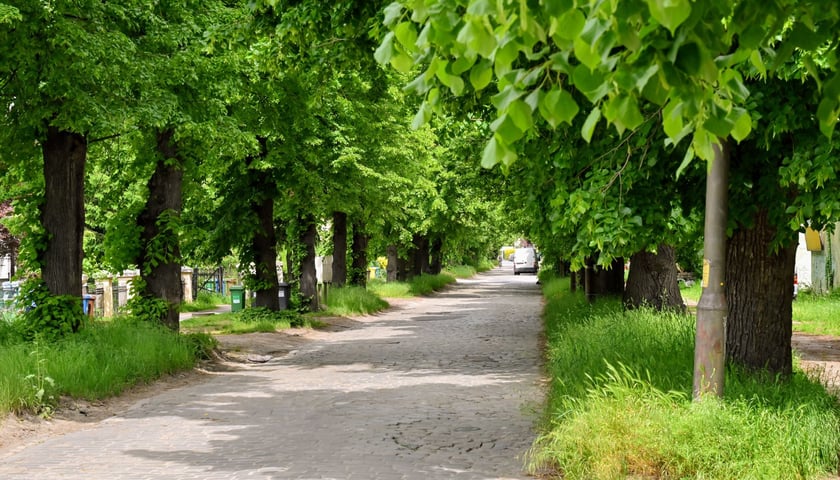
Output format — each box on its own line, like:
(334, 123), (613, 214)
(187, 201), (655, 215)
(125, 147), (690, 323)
(230, 285), (245, 312)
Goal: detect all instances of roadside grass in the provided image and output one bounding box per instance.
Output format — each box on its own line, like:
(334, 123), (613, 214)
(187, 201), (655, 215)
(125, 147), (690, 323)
(368, 272), (457, 298)
(680, 281), (702, 303)
(323, 286), (389, 316)
(530, 276), (840, 480)
(180, 308), (310, 334)
(793, 289), (840, 336)
(179, 291), (228, 313)
(0, 316), (213, 416)
(443, 265), (477, 278)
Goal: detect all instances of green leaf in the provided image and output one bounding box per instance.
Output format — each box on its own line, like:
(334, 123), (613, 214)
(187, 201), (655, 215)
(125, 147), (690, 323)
(491, 85), (524, 110)
(412, 101), (432, 129)
(581, 107), (601, 143)
(729, 108), (752, 142)
(573, 36), (600, 71)
(645, 0), (691, 35)
(572, 66), (609, 103)
(374, 32), (395, 65)
(481, 137), (517, 169)
(457, 18), (497, 58)
(817, 98), (838, 139)
(508, 99), (534, 131)
(467, 0), (496, 15)
(394, 22), (418, 51)
(675, 146), (694, 179)
(539, 87), (579, 128)
(390, 51), (415, 73)
(383, 2), (404, 27)
(469, 59), (494, 90)
(491, 113), (525, 143)
(604, 94), (644, 134)
(544, 0), (574, 17)
(553, 9), (585, 40)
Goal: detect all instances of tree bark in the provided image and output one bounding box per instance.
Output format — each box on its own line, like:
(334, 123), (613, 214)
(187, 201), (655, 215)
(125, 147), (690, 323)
(726, 209), (796, 376)
(386, 244), (398, 282)
(245, 143), (280, 310)
(299, 217), (318, 311)
(40, 128), (87, 298)
(135, 129), (183, 331)
(250, 193), (279, 310)
(585, 256), (624, 302)
(412, 234), (430, 276)
(350, 222), (369, 287)
(623, 245), (685, 312)
(429, 236), (444, 274)
(332, 211), (348, 287)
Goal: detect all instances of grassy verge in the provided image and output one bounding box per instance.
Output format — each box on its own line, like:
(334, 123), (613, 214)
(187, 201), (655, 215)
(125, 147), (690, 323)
(530, 276), (840, 479)
(323, 286), (389, 316)
(0, 317), (213, 416)
(180, 308), (310, 334)
(793, 289), (840, 335)
(179, 291), (228, 313)
(367, 272), (457, 298)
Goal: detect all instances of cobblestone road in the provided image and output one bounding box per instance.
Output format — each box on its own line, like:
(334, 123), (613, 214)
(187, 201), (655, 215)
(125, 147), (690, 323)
(0, 269), (544, 479)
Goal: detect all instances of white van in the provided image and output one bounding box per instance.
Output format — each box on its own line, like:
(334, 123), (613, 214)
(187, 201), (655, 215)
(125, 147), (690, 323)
(512, 247), (539, 275)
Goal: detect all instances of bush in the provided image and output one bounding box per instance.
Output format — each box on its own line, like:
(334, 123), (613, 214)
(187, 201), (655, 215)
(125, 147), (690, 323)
(18, 282), (84, 342)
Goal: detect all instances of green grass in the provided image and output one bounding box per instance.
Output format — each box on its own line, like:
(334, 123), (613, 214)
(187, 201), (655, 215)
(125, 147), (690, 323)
(530, 276), (840, 479)
(179, 291), (228, 313)
(180, 307), (308, 334)
(368, 272), (457, 298)
(680, 281), (702, 303)
(793, 289), (840, 335)
(443, 265), (477, 278)
(323, 286), (389, 316)
(0, 317), (212, 416)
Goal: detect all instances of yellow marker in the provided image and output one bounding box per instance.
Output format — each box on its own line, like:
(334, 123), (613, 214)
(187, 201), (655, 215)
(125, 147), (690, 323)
(702, 259), (710, 288)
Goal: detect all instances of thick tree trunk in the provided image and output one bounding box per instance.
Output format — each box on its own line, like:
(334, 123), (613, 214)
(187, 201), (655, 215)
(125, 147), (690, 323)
(299, 218), (318, 311)
(246, 140), (280, 310)
(386, 244), (398, 282)
(250, 194), (279, 310)
(350, 222), (369, 287)
(570, 268), (577, 292)
(412, 234), (430, 276)
(332, 211), (348, 287)
(585, 256), (624, 303)
(40, 128), (86, 298)
(429, 236), (444, 275)
(136, 130), (183, 331)
(726, 210), (796, 376)
(623, 245), (684, 312)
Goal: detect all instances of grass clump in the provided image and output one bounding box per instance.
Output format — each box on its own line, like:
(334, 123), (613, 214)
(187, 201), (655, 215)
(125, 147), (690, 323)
(324, 286), (388, 316)
(793, 289), (840, 336)
(368, 272), (457, 298)
(180, 291), (228, 313)
(444, 265), (477, 278)
(181, 307), (309, 334)
(0, 317), (211, 416)
(530, 276), (840, 479)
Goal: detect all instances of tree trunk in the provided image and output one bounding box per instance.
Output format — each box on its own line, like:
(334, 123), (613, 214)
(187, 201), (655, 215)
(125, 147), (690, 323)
(429, 236), (444, 274)
(245, 143), (280, 310)
(623, 245), (685, 312)
(585, 256), (624, 303)
(40, 128), (86, 298)
(332, 211), (347, 287)
(299, 218), (318, 311)
(412, 234), (430, 276)
(570, 268), (577, 292)
(250, 194), (280, 310)
(350, 222), (369, 287)
(386, 244), (398, 282)
(726, 210), (796, 376)
(135, 129), (183, 331)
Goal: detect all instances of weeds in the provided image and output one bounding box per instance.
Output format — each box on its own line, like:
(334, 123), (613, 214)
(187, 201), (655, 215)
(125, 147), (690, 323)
(530, 276), (840, 479)
(180, 291), (227, 313)
(324, 286), (388, 316)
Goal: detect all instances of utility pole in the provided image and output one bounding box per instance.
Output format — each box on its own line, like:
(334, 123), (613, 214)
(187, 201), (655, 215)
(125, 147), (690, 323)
(693, 141), (729, 398)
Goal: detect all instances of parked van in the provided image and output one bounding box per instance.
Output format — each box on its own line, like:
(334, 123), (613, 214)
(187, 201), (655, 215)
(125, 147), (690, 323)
(512, 247), (539, 275)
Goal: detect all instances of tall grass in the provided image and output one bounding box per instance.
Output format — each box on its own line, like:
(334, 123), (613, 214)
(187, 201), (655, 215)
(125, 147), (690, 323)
(793, 289), (840, 335)
(324, 285), (389, 316)
(443, 265), (477, 278)
(0, 318), (211, 415)
(180, 291), (228, 313)
(531, 276), (840, 479)
(368, 272), (457, 298)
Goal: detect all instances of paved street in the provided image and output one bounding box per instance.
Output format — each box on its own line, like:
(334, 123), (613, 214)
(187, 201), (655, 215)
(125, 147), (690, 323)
(0, 269), (544, 479)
